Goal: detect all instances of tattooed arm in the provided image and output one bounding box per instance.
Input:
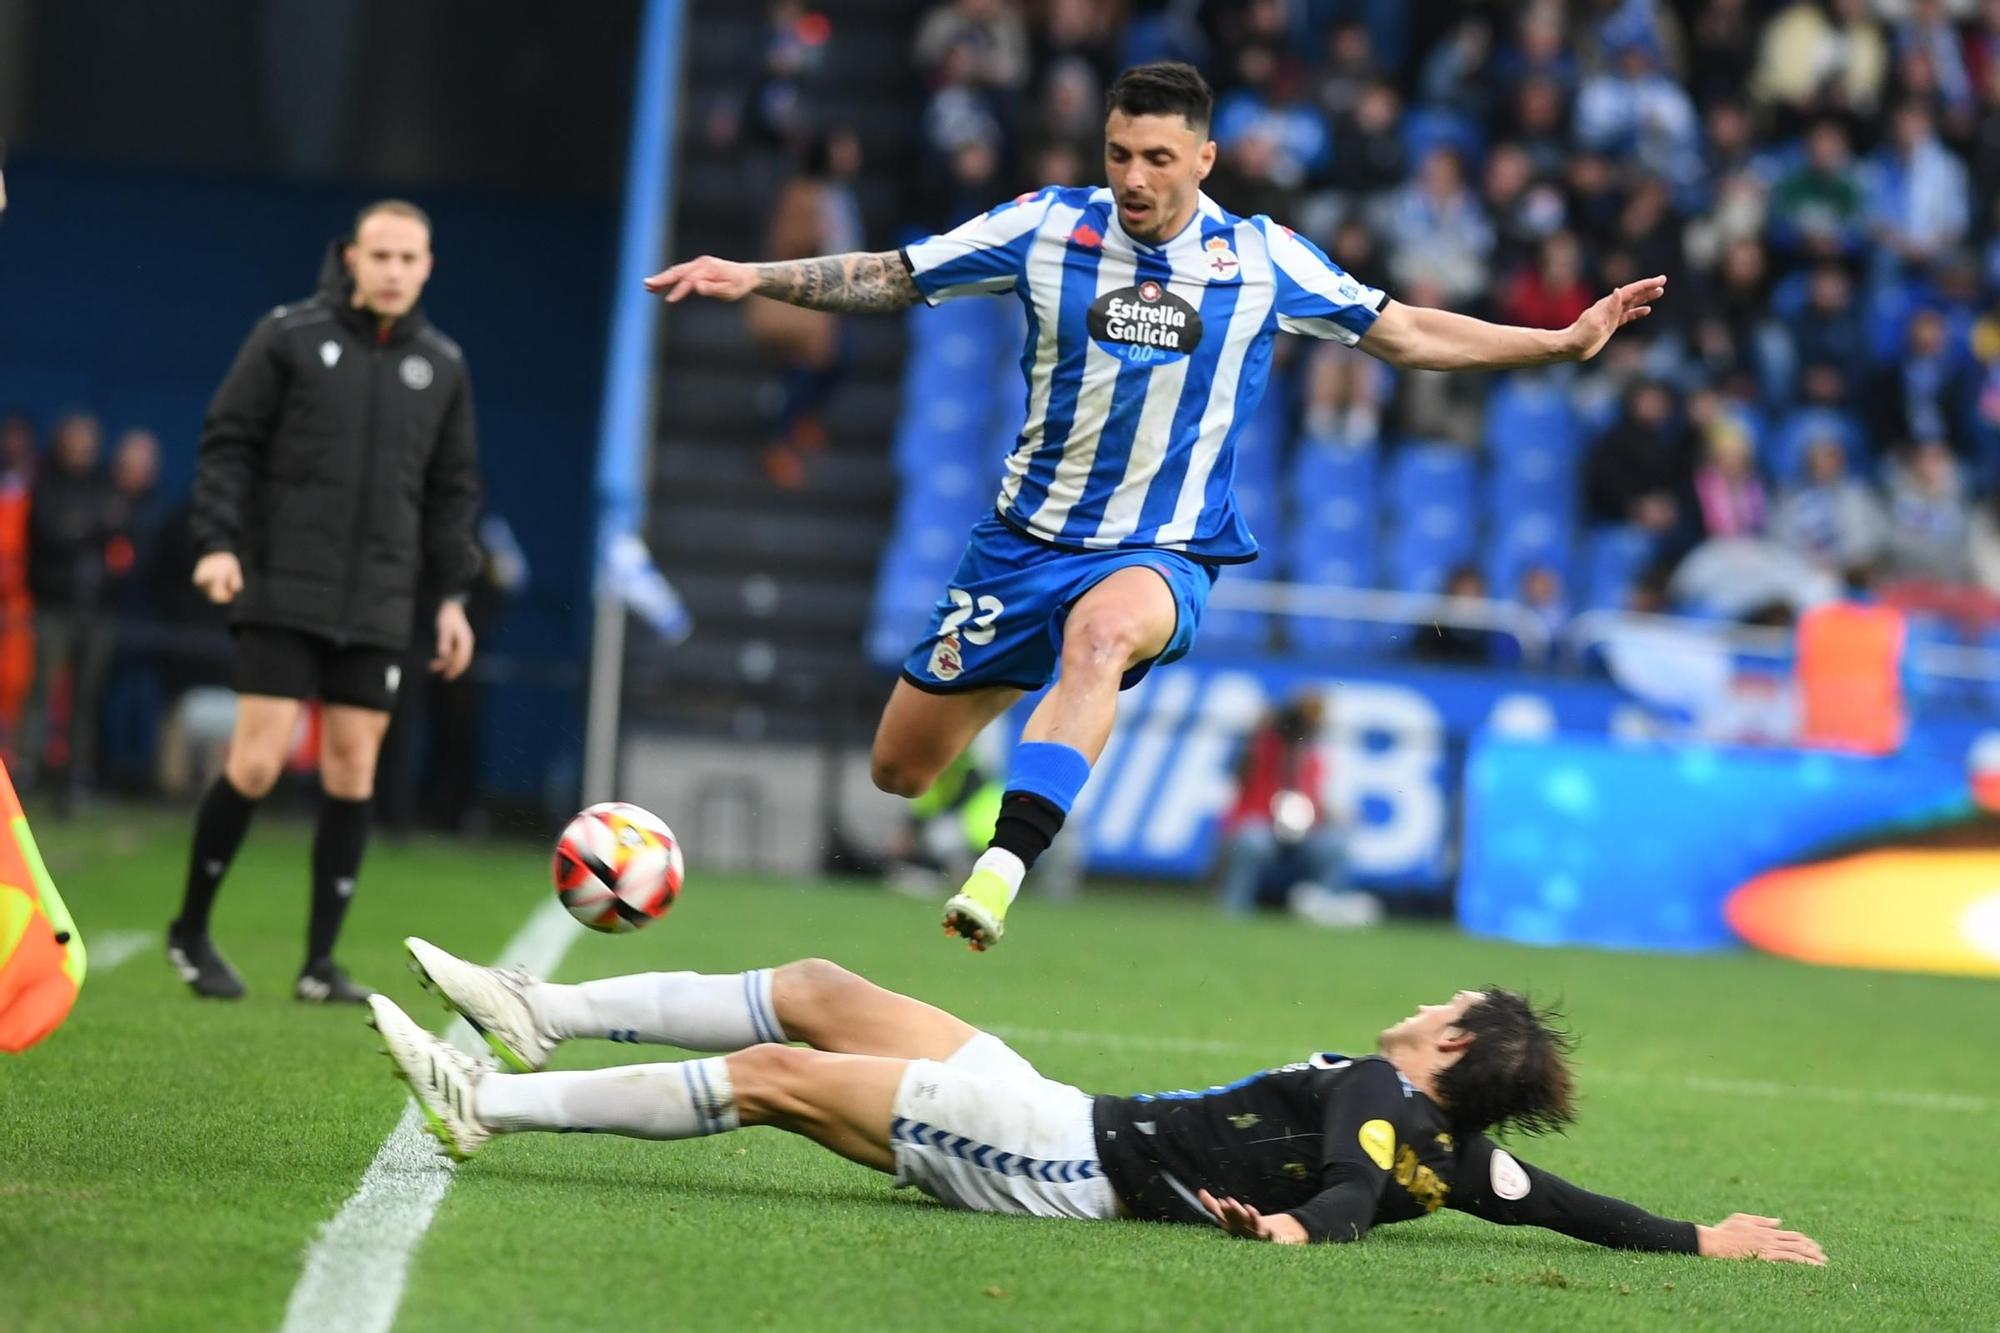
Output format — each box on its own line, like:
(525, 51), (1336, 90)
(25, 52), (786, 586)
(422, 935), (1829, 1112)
(643, 251), (921, 313)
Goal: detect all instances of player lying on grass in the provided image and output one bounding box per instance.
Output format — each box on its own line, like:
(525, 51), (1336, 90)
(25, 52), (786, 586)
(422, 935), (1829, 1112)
(370, 938), (1824, 1262)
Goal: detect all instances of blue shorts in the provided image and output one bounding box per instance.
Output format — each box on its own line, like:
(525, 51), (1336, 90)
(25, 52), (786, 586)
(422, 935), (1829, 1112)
(900, 514), (1221, 695)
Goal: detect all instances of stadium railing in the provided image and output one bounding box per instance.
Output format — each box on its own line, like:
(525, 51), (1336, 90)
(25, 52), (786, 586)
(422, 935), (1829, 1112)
(1202, 577), (1554, 664)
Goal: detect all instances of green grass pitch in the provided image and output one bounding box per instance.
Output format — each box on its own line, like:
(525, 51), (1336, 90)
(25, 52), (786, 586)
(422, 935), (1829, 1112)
(3, 807), (1997, 1331)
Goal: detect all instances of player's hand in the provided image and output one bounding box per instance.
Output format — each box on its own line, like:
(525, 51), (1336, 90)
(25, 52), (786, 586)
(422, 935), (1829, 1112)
(192, 551), (243, 605)
(432, 599), (475, 680)
(1197, 1189), (1310, 1244)
(1567, 275), (1667, 363)
(1696, 1213), (1827, 1266)
(642, 256), (759, 304)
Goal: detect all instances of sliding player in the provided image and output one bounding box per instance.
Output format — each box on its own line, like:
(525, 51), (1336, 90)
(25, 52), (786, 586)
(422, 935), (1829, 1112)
(368, 938), (1822, 1263)
(646, 63), (1665, 950)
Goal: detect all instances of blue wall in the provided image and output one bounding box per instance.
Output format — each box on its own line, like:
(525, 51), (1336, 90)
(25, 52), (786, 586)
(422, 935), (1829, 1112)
(0, 156), (617, 805)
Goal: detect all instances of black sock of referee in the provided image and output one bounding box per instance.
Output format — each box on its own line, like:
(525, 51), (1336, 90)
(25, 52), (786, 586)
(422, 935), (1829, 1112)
(173, 775), (261, 937)
(306, 794), (372, 967)
(987, 791), (1067, 871)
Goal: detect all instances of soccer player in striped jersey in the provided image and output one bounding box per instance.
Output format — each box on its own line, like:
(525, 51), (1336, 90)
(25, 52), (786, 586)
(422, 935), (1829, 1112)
(647, 63), (1667, 951)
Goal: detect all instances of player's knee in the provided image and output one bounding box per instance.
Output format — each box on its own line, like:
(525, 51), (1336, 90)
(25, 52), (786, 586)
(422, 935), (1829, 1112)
(772, 958), (862, 1037)
(1062, 611), (1145, 677)
(319, 745), (379, 800)
(224, 749), (283, 799)
(870, 752), (931, 799)
(728, 1042), (820, 1124)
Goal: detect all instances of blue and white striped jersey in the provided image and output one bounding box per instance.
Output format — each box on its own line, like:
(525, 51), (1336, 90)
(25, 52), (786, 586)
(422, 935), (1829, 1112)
(901, 185), (1388, 562)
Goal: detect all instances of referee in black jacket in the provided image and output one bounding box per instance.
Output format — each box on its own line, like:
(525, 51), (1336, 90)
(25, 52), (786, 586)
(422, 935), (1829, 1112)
(167, 200), (481, 1002)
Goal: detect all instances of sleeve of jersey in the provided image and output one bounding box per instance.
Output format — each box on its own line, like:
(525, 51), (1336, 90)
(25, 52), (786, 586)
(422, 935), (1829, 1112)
(899, 190), (1054, 306)
(1451, 1137), (1699, 1253)
(1264, 222), (1389, 346)
(1283, 1063), (1401, 1244)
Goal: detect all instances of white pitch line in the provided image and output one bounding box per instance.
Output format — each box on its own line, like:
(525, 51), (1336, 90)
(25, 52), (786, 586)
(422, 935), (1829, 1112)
(988, 1024), (1996, 1115)
(87, 930), (154, 974)
(279, 898), (580, 1333)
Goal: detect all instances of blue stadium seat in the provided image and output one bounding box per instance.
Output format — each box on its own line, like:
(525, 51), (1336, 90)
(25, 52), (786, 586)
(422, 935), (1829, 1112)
(1582, 525), (1660, 612)
(1283, 548), (1379, 657)
(1388, 442), (1478, 514)
(1290, 439), (1379, 548)
(1387, 445), (1479, 578)
(1484, 377), (1581, 463)
(1402, 108), (1485, 170)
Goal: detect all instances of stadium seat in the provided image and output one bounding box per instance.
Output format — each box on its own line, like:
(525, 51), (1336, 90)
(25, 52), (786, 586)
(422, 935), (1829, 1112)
(1483, 376), (1581, 463)
(1582, 525), (1660, 612)
(1767, 407), (1866, 483)
(1283, 547), (1378, 657)
(1402, 108), (1485, 170)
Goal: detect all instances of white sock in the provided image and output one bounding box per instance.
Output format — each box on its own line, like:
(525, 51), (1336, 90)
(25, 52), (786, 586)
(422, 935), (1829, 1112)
(528, 970), (783, 1050)
(973, 847), (1026, 906)
(476, 1057), (740, 1139)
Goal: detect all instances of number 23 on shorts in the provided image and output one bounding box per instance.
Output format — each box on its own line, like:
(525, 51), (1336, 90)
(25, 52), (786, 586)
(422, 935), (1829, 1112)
(941, 588), (1004, 646)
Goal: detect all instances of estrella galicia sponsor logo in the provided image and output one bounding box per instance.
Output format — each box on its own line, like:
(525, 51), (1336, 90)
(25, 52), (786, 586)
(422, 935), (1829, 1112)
(1087, 279), (1203, 365)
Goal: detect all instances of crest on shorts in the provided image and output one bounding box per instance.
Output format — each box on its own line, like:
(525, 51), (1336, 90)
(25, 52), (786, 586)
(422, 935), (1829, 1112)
(399, 354), (434, 390)
(385, 664), (402, 696)
(927, 632), (964, 682)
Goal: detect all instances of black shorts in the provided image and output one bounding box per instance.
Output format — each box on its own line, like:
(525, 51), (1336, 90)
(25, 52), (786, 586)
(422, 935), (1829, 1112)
(231, 626), (404, 713)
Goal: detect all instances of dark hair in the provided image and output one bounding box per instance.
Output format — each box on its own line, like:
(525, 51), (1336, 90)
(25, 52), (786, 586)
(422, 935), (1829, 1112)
(353, 198), (433, 240)
(1434, 988), (1576, 1137)
(1105, 62), (1213, 134)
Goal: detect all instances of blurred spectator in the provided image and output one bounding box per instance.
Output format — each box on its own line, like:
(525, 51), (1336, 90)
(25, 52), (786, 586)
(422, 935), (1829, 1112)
(1891, 0), (1974, 118)
(1575, 33), (1702, 190)
(1510, 75), (1574, 181)
(1771, 120), (1867, 260)
(1516, 562), (1568, 641)
(1865, 100), (1971, 281)
(709, 2), (834, 153)
(1389, 277), (1486, 446)
(1312, 22), (1376, 125)
(1377, 148), (1493, 306)
(1693, 413), (1769, 538)
(1413, 565), (1499, 665)
(1870, 307), (1973, 458)
(1417, 13), (1497, 127)
(743, 130), (864, 486)
(0, 413), (34, 757)
(20, 413), (118, 803)
(1687, 0), (1761, 112)
(1301, 341), (1390, 447)
(1586, 380), (1696, 544)
(1753, 0), (1889, 123)
(1501, 230), (1595, 331)
(1883, 440), (1974, 580)
(1481, 142), (1567, 277)
(1333, 80), (1406, 202)
(1788, 265), (1868, 388)
(1499, 2), (1579, 101)
(1213, 47), (1330, 194)
(1772, 431), (1887, 575)
(1216, 691), (1374, 926)
(914, 0), (1029, 95)
(98, 429), (170, 792)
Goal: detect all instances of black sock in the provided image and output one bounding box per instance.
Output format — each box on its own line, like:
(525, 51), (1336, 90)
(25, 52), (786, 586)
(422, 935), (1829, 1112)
(307, 795), (372, 968)
(174, 776), (260, 936)
(988, 792), (1066, 872)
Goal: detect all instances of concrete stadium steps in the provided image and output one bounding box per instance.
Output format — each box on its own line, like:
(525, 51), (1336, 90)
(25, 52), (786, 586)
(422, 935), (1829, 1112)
(641, 0), (916, 739)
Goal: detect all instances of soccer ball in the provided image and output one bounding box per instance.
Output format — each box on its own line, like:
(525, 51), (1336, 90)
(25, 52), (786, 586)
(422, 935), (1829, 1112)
(552, 802), (684, 933)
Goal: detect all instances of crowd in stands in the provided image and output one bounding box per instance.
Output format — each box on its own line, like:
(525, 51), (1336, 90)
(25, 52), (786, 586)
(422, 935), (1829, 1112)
(0, 410), (203, 808)
(886, 0), (2000, 668)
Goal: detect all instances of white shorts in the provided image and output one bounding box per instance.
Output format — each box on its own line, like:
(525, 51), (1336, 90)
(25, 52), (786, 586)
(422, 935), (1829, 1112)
(888, 1033), (1119, 1222)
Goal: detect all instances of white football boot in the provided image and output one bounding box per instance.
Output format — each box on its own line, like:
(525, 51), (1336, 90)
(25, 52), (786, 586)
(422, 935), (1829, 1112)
(367, 994), (492, 1161)
(404, 936), (558, 1074)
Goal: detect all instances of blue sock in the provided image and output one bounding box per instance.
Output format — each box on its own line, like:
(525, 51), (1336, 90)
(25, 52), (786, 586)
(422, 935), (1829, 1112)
(1004, 741), (1092, 815)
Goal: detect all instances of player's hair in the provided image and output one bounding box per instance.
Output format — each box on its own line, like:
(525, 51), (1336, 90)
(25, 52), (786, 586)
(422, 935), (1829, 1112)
(1105, 62), (1213, 134)
(1436, 988), (1576, 1138)
(352, 198), (433, 241)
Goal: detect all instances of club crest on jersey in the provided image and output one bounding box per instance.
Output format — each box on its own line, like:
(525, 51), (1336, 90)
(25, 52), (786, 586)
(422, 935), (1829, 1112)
(1204, 235), (1240, 282)
(1087, 279), (1204, 365)
(319, 340), (342, 368)
(400, 354), (434, 390)
(927, 632), (964, 682)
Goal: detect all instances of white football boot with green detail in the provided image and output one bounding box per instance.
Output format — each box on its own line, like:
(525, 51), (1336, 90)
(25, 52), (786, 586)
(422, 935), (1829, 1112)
(367, 994), (491, 1161)
(404, 936), (557, 1073)
(942, 868), (1014, 952)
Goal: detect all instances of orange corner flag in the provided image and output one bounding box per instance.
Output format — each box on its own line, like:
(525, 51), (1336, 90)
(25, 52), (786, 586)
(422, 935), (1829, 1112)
(0, 760), (85, 1053)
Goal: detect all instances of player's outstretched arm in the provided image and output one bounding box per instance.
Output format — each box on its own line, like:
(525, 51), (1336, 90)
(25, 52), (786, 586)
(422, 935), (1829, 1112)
(1359, 275), (1667, 372)
(1695, 1213), (1828, 1266)
(643, 252), (920, 314)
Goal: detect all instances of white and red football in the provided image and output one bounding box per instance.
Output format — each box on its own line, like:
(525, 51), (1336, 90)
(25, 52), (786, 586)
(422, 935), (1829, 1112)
(551, 802), (684, 933)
